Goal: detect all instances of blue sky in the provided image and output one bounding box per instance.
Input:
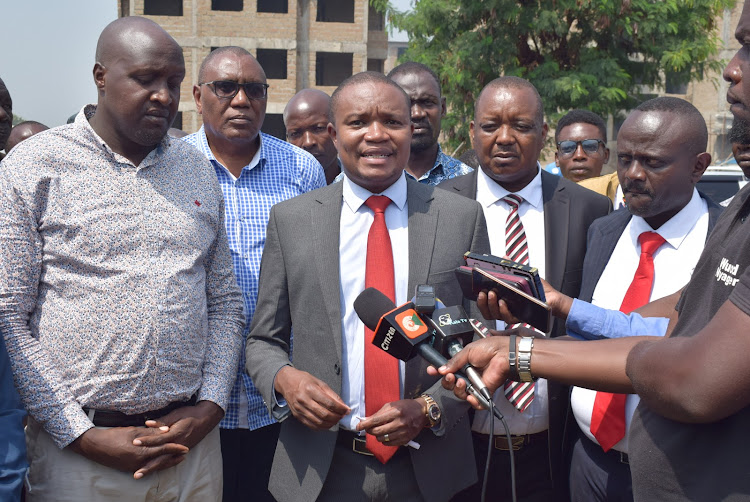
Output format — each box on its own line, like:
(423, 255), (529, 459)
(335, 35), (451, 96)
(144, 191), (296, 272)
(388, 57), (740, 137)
(1, 1), (411, 127)
(2, 1), (118, 127)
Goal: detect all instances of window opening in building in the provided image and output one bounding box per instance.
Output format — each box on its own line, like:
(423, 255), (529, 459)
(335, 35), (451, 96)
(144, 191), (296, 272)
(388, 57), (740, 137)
(212, 0), (243, 11)
(257, 49), (288, 80)
(257, 0), (287, 13)
(316, 52), (353, 86)
(262, 113), (286, 140)
(368, 5), (384, 31)
(367, 59), (384, 74)
(143, 0), (183, 16)
(316, 0), (355, 23)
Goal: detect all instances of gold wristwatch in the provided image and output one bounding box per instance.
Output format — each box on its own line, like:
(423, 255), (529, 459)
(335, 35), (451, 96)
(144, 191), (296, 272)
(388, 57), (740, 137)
(421, 394), (441, 428)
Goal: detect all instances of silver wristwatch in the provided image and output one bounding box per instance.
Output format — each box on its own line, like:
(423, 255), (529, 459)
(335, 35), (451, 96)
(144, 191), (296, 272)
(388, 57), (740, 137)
(517, 336), (537, 382)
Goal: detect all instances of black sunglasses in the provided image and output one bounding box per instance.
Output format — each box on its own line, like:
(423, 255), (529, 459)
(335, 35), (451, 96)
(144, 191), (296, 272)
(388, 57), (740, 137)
(557, 139), (606, 157)
(200, 80), (269, 100)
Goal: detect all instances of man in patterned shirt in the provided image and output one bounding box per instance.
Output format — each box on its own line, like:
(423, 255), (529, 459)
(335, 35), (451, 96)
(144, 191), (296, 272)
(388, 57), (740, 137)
(185, 46), (326, 502)
(389, 62), (473, 185)
(0, 17), (245, 501)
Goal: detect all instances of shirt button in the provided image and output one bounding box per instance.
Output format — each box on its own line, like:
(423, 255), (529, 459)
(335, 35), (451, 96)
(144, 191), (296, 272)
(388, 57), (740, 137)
(334, 363), (341, 375)
(157, 304), (164, 312)
(150, 257), (157, 264)
(155, 391), (163, 398)
(157, 349), (164, 356)
(144, 210), (151, 217)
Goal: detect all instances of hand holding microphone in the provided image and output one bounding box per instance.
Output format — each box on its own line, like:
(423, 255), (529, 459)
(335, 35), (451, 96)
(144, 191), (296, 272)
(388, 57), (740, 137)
(353, 287), (494, 410)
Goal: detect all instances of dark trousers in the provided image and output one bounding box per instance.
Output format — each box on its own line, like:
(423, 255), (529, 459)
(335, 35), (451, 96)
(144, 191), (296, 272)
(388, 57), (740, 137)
(451, 431), (559, 502)
(568, 432), (633, 502)
(220, 424), (281, 502)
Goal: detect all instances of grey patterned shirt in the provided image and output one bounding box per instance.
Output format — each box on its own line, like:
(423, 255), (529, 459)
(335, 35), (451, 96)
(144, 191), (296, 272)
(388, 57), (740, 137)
(0, 106), (245, 448)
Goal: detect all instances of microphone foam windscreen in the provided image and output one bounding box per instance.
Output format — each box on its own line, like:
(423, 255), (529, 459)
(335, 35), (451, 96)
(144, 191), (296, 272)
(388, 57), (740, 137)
(353, 287), (396, 330)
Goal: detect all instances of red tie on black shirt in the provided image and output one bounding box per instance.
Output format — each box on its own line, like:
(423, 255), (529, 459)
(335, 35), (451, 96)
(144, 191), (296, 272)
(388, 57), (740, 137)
(363, 195), (399, 463)
(590, 231), (666, 452)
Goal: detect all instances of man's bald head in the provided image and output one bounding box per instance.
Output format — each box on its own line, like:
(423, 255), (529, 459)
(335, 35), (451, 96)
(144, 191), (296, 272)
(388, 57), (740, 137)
(283, 89), (330, 124)
(89, 16), (185, 165)
(283, 89), (339, 183)
(476, 76), (544, 125)
(198, 46), (265, 84)
(95, 16), (182, 68)
(6, 121), (49, 153)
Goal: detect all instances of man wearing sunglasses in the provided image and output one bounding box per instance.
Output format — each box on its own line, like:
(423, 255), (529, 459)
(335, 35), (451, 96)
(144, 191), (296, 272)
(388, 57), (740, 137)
(555, 110), (610, 183)
(185, 46), (325, 502)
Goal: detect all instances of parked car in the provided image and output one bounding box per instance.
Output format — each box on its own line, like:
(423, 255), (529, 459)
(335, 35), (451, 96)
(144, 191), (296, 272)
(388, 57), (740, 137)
(697, 164), (748, 205)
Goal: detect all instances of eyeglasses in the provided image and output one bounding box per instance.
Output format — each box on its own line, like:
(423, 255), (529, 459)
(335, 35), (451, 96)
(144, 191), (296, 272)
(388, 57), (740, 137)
(557, 139), (606, 157)
(199, 80), (269, 100)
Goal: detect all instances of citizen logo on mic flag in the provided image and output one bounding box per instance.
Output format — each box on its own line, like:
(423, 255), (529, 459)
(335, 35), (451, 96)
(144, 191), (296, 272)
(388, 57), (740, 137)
(371, 302), (435, 361)
(395, 309), (428, 338)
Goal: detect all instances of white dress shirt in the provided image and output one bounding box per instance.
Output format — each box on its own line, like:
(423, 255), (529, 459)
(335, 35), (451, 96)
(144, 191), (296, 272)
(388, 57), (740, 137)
(571, 188), (709, 453)
(472, 165), (549, 435)
(338, 172), (409, 431)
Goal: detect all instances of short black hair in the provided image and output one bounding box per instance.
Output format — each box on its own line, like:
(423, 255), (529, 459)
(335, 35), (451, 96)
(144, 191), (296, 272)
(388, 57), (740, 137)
(198, 46), (262, 84)
(476, 76), (544, 124)
(329, 71), (410, 123)
(387, 62), (441, 95)
(634, 96), (708, 153)
(555, 109), (607, 142)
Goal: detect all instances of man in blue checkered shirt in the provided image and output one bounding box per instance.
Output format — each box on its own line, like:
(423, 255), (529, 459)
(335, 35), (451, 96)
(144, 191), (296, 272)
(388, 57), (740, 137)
(184, 46), (325, 502)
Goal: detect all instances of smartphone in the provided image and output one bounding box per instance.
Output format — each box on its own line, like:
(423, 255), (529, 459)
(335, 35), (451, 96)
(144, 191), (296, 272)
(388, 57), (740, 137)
(464, 252), (546, 302)
(471, 266), (551, 334)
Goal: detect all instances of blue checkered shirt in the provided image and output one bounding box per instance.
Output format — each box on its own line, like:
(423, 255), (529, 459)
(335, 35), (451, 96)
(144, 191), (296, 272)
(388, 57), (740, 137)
(184, 127), (326, 430)
(333, 145), (472, 186)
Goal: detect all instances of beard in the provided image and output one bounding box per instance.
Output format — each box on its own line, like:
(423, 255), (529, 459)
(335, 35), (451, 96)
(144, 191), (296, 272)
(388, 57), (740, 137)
(730, 116), (750, 145)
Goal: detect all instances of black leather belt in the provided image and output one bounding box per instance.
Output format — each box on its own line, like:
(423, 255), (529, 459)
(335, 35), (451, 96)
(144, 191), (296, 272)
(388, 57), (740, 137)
(607, 448), (629, 465)
(83, 395), (198, 427)
(337, 430), (374, 456)
(473, 429), (548, 451)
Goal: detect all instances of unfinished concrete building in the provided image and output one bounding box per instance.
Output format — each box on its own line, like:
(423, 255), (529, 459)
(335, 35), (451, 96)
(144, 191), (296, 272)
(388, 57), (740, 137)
(118, 0), (388, 137)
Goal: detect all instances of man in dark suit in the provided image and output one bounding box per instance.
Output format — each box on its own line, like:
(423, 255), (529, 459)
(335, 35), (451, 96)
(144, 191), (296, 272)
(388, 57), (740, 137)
(568, 97), (723, 502)
(440, 76), (611, 501)
(245, 71), (490, 502)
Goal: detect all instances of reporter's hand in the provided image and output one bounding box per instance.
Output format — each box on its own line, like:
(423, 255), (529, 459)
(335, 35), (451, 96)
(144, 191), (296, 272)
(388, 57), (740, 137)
(540, 278), (573, 319)
(477, 289), (520, 323)
(68, 426), (189, 478)
(356, 399), (425, 446)
(275, 366), (350, 430)
(426, 337), (512, 409)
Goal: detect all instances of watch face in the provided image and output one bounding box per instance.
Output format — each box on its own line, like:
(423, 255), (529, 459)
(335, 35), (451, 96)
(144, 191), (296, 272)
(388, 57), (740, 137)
(428, 405), (441, 421)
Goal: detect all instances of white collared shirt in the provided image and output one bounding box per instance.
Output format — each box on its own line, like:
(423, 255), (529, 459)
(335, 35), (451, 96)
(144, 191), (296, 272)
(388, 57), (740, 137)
(338, 172), (409, 431)
(572, 188), (709, 453)
(472, 165), (549, 435)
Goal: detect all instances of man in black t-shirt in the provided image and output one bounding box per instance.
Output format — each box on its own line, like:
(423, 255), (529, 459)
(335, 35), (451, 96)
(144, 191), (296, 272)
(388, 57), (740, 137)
(430, 4), (750, 499)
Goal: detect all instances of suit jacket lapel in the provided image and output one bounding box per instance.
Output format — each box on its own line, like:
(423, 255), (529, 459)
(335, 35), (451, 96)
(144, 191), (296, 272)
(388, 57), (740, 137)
(541, 172), (570, 289)
(311, 184), (344, 357)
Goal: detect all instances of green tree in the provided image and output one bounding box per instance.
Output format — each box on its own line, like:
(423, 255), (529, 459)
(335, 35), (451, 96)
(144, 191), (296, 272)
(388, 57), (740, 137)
(12, 114), (25, 126)
(383, 0), (737, 153)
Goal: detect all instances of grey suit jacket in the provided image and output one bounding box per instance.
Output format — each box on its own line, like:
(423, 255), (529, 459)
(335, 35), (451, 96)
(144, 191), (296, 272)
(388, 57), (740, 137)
(438, 168), (611, 492)
(245, 178), (491, 502)
(578, 192), (725, 303)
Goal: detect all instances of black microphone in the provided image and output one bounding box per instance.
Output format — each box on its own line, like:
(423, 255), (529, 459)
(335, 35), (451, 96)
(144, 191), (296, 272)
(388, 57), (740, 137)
(354, 287), (493, 410)
(424, 306), (493, 402)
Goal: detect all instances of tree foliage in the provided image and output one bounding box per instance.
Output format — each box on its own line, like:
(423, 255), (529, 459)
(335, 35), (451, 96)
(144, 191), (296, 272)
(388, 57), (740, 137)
(381, 0), (737, 153)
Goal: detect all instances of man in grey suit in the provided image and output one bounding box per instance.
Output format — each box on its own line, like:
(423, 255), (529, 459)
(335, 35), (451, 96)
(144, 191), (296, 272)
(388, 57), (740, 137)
(439, 76), (611, 501)
(245, 71), (490, 502)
